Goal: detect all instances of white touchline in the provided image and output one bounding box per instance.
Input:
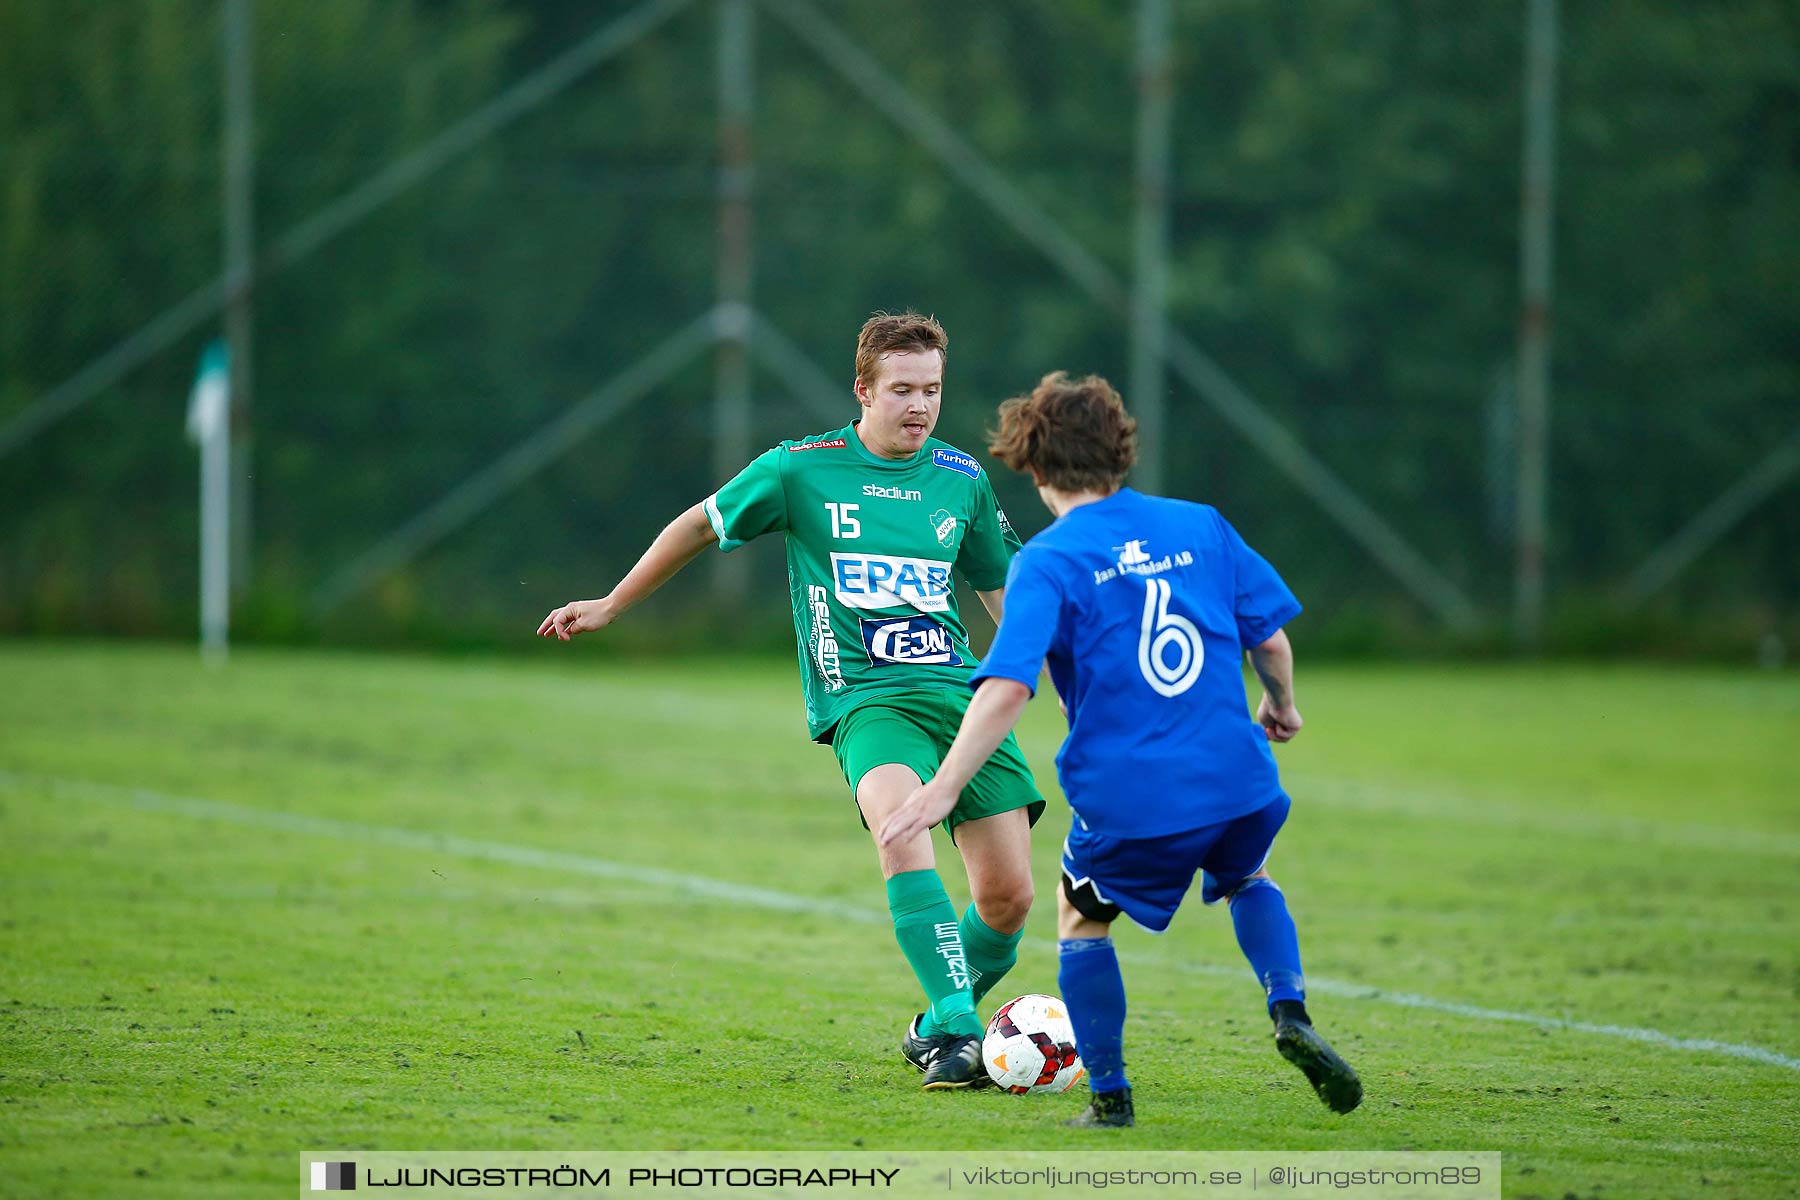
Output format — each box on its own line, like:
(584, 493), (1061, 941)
(7, 769), (1797, 1075)
(1143, 958), (1800, 1072)
(0, 770), (858, 923)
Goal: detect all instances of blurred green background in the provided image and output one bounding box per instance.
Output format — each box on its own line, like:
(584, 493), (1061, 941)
(2, 0), (1795, 656)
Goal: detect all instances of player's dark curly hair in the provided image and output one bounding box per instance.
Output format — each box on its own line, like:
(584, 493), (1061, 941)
(988, 371), (1138, 492)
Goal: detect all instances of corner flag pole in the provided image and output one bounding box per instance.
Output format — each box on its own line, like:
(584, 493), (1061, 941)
(188, 341), (232, 663)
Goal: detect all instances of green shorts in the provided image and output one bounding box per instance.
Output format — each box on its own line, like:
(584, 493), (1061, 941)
(829, 688), (1047, 838)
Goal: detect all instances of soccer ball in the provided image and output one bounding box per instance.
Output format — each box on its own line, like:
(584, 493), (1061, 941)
(983, 993), (1085, 1094)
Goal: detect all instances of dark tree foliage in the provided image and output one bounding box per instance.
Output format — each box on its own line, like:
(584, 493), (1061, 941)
(2, 0), (1794, 654)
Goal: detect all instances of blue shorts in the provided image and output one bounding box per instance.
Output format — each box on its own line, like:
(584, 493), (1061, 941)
(1060, 793), (1291, 933)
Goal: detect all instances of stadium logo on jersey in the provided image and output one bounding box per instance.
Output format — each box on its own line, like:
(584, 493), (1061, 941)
(788, 438), (847, 452)
(932, 448), (981, 478)
(830, 553), (953, 612)
(807, 584), (846, 691)
(930, 507), (958, 548)
(862, 483), (922, 502)
(859, 616), (966, 668)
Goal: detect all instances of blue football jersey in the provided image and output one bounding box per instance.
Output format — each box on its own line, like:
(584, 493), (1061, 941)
(971, 489), (1301, 838)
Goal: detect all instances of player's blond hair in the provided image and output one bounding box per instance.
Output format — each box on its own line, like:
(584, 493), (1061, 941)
(854, 311), (948, 387)
(988, 371), (1138, 492)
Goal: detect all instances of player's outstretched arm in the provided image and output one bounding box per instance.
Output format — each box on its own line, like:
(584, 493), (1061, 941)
(1248, 629), (1303, 742)
(975, 588), (1005, 626)
(878, 677), (1033, 847)
(537, 502), (717, 641)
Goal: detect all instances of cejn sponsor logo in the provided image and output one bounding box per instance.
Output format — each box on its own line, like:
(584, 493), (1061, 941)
(807, 584), (846, 691)
(862, 483), (922, 501)
(830, 553), (953, 612)
(932, 447), (981, 478)
(787, 437), (847, 452)
(859, 615), (966, 667)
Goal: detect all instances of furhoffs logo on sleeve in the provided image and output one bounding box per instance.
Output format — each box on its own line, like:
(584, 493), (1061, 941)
(311, 1161), (356, 1191)
(931, 448), (981, 478)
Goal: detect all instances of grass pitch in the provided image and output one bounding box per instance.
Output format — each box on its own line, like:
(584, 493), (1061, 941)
(1, 642), (1796, 1198)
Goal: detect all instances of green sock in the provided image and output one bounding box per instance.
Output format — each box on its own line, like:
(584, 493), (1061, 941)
(960, 905), (1025, 1007)
(886, 869), (981, 1039)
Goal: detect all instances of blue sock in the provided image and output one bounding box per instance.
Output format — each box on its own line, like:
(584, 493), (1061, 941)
(1058, 936), (1128, 1093)
(1229, 877), (1306, 1009)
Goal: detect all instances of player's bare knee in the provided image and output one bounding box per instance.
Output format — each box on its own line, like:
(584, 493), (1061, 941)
(1225, 869), (1277, 906)
(1057, 908), (1112, 942)
(973, 880), (1033, 934)
(872, 824), (935, 877)
(1055, 883), (1112, 941)
(855, 765), (920, 818)
(855, 764), (933, 878)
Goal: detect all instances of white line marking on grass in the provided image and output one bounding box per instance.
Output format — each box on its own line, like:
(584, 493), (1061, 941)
(10, 769), (1797, 1074)
(1147, 959), (1800, 1072)
(0, 770), (880, 924)
(1312, 986), (1800, 1071)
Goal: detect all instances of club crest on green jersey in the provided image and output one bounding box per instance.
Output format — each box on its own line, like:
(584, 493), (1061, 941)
(930, 508), (958, 548)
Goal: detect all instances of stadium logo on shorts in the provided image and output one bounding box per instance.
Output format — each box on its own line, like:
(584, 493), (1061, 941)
(860, 616), (965, 667)
(310, 1162), (356, 1191)
(932, 448), (981, 478)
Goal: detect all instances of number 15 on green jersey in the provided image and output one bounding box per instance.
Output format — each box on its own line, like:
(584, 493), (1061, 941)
(703, 424), (1022, 741)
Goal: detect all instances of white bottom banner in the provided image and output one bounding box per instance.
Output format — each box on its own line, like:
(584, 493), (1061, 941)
(299, 1151), (1500, 1199)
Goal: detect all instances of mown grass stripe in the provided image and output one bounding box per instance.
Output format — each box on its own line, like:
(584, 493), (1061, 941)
(2, 769), (873, 923)
(10, 767), (1797, 1075)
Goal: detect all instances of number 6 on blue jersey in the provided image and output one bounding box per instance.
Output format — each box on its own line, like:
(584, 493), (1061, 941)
(1138, 577), (1204, 697)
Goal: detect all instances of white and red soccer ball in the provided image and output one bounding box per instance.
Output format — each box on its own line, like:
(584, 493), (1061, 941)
(983, 993), (1085, 1094)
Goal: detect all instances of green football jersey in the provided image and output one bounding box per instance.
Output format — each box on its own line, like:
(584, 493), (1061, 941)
(704, 422), (1023, 741)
